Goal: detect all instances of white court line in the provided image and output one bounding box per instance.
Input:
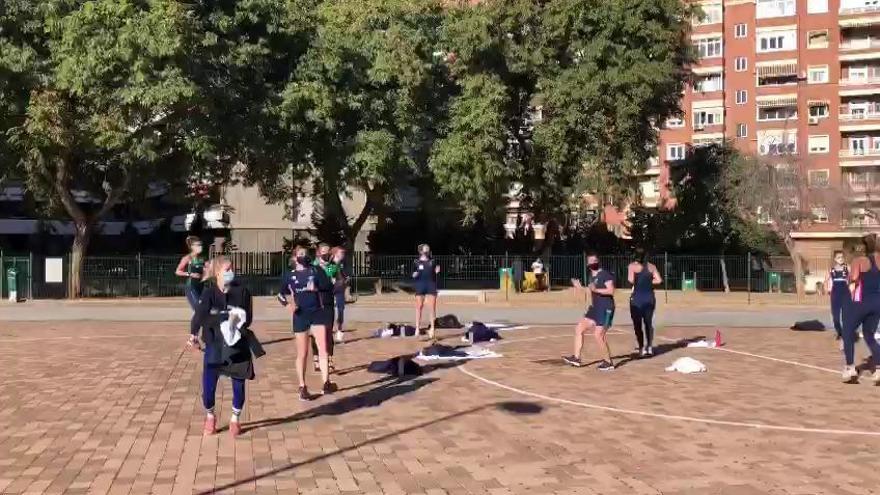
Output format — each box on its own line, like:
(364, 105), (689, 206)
(460, 333), (880, 436)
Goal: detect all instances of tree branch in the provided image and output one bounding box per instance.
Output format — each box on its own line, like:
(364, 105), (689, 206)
(52, 154), (88, 225)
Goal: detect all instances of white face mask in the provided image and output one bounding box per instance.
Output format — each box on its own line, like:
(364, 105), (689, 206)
(222, 270), (235, 285)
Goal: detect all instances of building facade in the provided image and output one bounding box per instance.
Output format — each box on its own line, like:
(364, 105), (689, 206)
(656, 0), (880, 258)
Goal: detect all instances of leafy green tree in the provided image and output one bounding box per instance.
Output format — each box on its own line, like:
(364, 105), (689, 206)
(432, 0), (693, 254)
(240, 0), (449, 249)
(0, 0), (199, 296)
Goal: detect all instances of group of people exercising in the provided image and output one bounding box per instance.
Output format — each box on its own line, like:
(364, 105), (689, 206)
(176, 233), (880, 437)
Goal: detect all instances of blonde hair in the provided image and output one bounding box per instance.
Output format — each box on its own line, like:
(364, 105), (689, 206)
(206, 256), (231, 282)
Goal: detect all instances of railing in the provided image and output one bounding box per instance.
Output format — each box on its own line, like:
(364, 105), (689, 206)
(840, 76), (880, 85)
(757, 0), (795, 18)
(843, 217), (880, 228)
(840, 5), (880, 15)
(839, 103), (880, 120)
(840, 148), (880, 157)
(840, 39), (880, 50)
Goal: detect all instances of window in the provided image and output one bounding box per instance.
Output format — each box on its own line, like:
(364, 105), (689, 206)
(757, 31), (797, 52)
(808, 31), (829, 49)
(809, 170), (830, 188)
(811, 206), (829, 223)
(735, 57), (747, 72)
(759, 132), (797, 155)
(737, 123), (748, 138)
(694, 74), (723, 92)
(665, 117), (685, 128)
(808, 135), (830, 153)
(850, 136), (867, 155)
(809, 104), (829, 118)
(757, 0), (796, 18)
(808, 66), (829, 84)
(848, 66), (868, 81)
(736, 90), (748, 104)
(694, 4), (723, 25)
(693, 108), (723, 128)
(735, 24), (748, 38)
(807, 0), (828, 13)
(758, 106), (797, 121)
(695, 37), (723, 59)
(667, 144), (686, 160)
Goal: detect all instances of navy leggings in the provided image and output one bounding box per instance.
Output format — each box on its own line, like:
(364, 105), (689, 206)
(185, 285), (202, 311)
(203, 354), (245, 412)
(842, 303), (880, 366)
(830, 293), (849, 337)
(630, 300), (655, 350)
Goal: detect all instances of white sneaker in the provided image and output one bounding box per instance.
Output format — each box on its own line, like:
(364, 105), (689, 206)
(334, 331), (344, 343)
(872, 370), (880, 385)
(842, 366), (859, 383)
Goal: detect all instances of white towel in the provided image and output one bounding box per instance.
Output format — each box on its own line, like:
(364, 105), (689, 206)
(665, 357), (707, 374)
(686, 340), (716, 348)
(219, 306), (247, 346)
(416, 347), (502, 361)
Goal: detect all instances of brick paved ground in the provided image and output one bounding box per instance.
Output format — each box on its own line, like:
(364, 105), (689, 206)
(1, 320), (879, 494)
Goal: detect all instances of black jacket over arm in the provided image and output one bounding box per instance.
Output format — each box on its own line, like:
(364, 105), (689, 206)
(190, 282), (265, 380)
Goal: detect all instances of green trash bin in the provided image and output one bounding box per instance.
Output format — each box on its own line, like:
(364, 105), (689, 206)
(6, 267), (17, 302)
(499, 267), (514, 292)
(681, 274), (696, 291)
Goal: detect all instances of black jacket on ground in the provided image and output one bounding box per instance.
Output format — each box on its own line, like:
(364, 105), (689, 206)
(190, 282), (265, 380)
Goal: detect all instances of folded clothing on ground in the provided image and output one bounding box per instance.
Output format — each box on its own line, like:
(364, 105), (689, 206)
(665, 357), (706, 374)
(417, 343), (501, 361)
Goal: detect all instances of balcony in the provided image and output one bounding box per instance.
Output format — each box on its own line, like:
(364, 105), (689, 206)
(840, 4), (880, 16)
(840, 148), (880, 157)
(841, 38), (880, 50)
(842, 217), (880, 228)
(840, 75), (880, 85)
(844, 172), (880, 198)
(840, 102), (880, 120)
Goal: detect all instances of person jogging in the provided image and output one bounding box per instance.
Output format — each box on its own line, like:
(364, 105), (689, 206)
(628, 249), (662, 358)
(412, 244), (441, 340)
(175, 236), (205, 312)
(563, 253), (616, 371)
(841, 234), (880, 384)
(278, 246), (336, 399)
(189, 257), (264, 437)
(825, 250), (851, 344)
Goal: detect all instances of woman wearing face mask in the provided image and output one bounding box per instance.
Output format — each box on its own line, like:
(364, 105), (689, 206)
(278, 246), (336, 400)
(310, 243), (339, 372)
(824, 250), (851, 344)
(175, 236), (205, 312)
(189, 257), (263, 438)
(412, 243), (441, 340)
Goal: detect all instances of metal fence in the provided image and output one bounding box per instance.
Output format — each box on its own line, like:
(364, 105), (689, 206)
(0, 250), (838, 300)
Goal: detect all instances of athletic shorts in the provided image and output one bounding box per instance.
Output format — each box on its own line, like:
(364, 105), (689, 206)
(414, 281), (438, 296)
(585, 303), (615, 327)
(293, 308), (333, 333)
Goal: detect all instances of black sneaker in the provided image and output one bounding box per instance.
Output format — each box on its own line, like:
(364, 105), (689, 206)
(562, 355), (583, 367)
(322, 381), (338, 395)
(597, 360), (615, 371)
(298, 386), (311, 401)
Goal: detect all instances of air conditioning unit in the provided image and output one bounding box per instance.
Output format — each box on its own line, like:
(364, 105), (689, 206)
(809, 116), (820, 125)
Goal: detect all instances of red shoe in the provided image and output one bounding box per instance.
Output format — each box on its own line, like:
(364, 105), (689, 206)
(229, 421), (241, 438)
(203, 415), (216, 436)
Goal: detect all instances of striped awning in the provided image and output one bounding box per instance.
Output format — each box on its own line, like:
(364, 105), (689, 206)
(839, 17), (880, 28)
(756, 94), (798, 108)
(756, 62), (798, 77)
(807, 99), (830, 106)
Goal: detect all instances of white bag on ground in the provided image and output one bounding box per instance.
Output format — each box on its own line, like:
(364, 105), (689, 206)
(665, 357), (706, 374)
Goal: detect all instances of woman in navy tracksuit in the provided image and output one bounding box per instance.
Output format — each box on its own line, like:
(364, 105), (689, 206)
(628, 249), (662, 358)
(412, 244), (441, 340)
(841, 234), (880, 384)
(825, 250), (851, 343)
(278, 246), (336, 400)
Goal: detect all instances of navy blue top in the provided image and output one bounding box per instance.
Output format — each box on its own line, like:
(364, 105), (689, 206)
(590, 269), (615, 307)
(413, 257), (439, 283)
(632, 264), (655, 301)
(279, 266), (333, 311)
(858, 256), (880, 302)
(830, 266), (850, 298)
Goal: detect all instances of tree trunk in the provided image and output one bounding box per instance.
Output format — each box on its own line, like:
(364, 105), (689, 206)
(784, 236), (805, 298)
(719, 257), (730, 293)
(70, 220), (93, 298)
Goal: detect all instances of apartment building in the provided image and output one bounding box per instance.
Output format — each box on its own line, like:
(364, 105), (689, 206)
(656, 0), (880, 257)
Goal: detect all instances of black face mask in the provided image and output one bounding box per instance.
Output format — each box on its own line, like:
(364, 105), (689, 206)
(296, 255), (310, 266)
(321, 253), (331, 261)
(588, 262), (600, 271)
